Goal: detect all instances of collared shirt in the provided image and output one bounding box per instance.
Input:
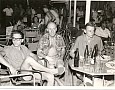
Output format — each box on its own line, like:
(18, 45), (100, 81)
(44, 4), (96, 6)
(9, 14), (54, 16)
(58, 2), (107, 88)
(95, 27), (111, 38)
(70, 34), (103, 57)
(37, 33), (65, 57)
(37, 33), (65, 67)
(3, 45), (31, 69)
(3, 8), (13, 16)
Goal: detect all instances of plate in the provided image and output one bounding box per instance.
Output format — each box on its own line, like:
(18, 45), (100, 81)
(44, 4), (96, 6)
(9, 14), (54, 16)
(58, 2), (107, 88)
(105, 61), (115, 69)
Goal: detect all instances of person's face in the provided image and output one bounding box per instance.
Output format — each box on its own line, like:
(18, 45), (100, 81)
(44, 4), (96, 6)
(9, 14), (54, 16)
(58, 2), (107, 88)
(34, 17), (38, 23)
(86, 26), (95, 38)
(47, 24), (57, 37)
(101, 23), (106, 29)
(12, 33), (23, 47)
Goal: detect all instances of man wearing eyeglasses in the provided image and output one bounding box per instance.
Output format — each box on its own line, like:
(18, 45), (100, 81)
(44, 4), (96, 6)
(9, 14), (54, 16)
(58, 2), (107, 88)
(0, 30), (63, 86)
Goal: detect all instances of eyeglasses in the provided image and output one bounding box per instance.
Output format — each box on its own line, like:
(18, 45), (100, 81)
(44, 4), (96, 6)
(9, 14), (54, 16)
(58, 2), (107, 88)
(12, 38), (22, 41)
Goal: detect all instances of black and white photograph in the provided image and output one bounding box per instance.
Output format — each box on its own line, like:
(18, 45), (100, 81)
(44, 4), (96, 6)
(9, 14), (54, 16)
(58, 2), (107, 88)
(0, 0), (115, 88)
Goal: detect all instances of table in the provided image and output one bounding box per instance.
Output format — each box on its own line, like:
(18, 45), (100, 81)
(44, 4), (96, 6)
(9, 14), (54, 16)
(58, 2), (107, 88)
(69, 60), (115, 86)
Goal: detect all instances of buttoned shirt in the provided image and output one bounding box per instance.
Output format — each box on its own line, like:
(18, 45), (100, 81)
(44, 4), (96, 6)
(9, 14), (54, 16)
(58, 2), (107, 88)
(3, 45), (31, 69)
(37, 33), (65, 67)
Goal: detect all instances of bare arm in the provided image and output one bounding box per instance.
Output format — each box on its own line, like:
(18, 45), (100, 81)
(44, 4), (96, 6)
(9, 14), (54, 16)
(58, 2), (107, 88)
(37, 49), (46, 59)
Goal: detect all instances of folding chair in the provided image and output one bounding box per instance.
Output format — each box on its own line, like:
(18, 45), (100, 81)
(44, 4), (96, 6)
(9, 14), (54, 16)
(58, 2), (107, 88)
(0, 68), (43, 86)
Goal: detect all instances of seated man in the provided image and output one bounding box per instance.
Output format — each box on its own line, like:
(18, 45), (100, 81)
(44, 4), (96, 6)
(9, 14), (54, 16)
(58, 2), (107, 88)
(95, 20), (111, 44)
(70, 22), (104, 86)
(37, 22), (65, 73)
(0, 30), (61, 86)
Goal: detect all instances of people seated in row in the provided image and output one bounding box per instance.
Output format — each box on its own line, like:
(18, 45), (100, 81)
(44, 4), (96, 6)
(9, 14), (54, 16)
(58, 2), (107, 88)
(0, 25), (65, 86)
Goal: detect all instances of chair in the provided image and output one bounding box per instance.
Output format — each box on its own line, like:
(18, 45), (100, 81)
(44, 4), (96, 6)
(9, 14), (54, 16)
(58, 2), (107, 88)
(0, 68), (43, 86)
(24, 29), (41, 52)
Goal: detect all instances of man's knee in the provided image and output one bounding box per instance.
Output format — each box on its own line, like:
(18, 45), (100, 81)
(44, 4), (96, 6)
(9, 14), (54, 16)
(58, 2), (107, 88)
(57, 60), (64, 68)
(44, 73), (54, 81)
(24, 56), (34, 63)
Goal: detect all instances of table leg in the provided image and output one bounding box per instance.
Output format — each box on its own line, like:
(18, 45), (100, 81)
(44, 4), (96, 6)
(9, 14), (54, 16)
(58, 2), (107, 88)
(92, 76), (94, 86)
(113, 74), (115, 86)
(83, 74), (85, 86)
(71, 71), (74, 86)
(102, 75), (104, 86)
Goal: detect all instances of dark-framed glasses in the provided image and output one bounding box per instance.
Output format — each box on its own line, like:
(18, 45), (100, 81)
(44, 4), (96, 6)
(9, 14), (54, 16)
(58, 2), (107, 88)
(12, 38), (22, 41)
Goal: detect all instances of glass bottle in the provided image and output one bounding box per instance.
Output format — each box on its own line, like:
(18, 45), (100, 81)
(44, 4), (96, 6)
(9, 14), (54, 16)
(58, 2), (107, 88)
(84, 45), (89, 65)
(91, 44), (98, 64)
(74, 48), (79, 67)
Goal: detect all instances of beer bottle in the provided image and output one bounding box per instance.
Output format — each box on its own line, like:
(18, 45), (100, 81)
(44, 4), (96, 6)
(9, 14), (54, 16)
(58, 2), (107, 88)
(74, 48), (79, 67)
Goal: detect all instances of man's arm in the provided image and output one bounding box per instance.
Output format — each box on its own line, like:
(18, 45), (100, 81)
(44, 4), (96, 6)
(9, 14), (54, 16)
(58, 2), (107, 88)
(70, 39), (78, 57)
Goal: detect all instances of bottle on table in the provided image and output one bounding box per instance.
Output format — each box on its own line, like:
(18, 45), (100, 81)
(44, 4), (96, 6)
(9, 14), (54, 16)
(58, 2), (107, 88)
(84, 45), (90, 65)
(74, 48), (79, 67)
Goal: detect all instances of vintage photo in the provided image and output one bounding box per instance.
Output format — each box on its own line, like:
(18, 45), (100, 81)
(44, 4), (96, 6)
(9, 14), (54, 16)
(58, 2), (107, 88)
(0, 0), (115, 88)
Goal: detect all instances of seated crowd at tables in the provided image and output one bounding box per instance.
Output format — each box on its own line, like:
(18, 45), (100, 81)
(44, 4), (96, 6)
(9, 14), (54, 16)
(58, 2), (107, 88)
(0, 3), (115, 86)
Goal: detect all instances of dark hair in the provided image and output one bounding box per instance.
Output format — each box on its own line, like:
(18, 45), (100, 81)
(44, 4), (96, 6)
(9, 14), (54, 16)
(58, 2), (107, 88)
(11, 30), (24, 39)
(85, 21), (96, 31)
(32, 16), (39, 23)
(85, 21), (95, 27)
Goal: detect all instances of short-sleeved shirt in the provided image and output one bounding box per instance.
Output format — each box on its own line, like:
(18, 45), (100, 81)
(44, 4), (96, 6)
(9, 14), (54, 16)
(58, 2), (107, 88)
(3, 45), (31, 69)
(37, 33), (65, 66)
(3, 8), (13, 16)
(37, 33), (65, 57)
(70, 34), (103, 57)
(95, 27), (111, 38)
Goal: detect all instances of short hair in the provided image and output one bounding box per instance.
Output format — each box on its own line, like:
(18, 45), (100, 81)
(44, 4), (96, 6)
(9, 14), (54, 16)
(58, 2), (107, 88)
(11, 30), (24, 39)
(85, 21), (95, 27)
(85, 21), (96, 31)
(32, 16), (39, 23)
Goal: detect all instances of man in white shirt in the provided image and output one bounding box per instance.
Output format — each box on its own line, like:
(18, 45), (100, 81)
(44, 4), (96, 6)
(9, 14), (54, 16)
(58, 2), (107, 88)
(95, 20), (111, 43)
(3, 5), (13, 26)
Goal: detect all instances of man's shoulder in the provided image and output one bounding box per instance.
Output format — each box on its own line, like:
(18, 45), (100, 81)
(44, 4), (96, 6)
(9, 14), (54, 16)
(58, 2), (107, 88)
(21, 45), (27, 47)
(77, 35), (84, 40)
(94, 35), (101, 40)
(4, 45), (13, 51)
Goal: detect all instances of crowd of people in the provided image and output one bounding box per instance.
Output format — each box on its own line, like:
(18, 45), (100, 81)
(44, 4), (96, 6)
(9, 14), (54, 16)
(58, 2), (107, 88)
(0, 2), (115, 87)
